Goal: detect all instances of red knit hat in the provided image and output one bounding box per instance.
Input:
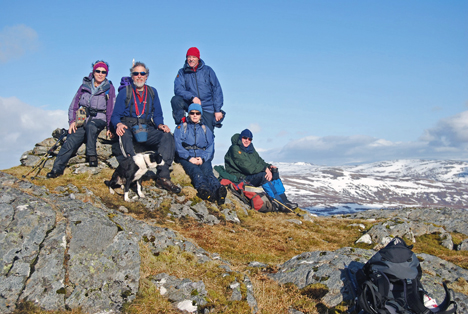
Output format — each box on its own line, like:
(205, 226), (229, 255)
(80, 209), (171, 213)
(186, 47), (200, 59)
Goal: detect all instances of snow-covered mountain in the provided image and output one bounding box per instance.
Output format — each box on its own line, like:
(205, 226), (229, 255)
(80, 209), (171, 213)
(276, 160), (468, 216)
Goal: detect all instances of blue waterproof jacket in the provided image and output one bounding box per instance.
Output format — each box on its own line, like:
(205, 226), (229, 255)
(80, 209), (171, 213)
(174, 59), (223, 113)
(174, 119), (214, 162)
(111, 83), (164, 129)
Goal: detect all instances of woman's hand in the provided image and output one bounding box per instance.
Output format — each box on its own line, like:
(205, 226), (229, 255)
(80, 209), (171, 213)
(106, 130), (113, 138)
(69, 122), (77, 134)
(116, 123), (128, 136)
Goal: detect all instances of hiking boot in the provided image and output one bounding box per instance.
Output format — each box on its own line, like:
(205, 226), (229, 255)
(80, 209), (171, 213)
(198, 188), (214, 202)
(46, 170), (63, 179)
(280, 194), (298, 209)
(155, 177), (181, 194)
(88, 155), (98, 167)
(217, 186), (227, 205)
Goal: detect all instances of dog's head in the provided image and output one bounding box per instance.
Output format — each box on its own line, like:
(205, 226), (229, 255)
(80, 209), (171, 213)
(144, 152), (164, 168)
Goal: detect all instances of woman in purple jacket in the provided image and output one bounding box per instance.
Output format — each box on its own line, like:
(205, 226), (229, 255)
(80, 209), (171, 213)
(47, 60), (116, 178)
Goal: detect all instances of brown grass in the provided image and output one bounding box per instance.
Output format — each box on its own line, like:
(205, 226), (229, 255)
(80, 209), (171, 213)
(4, 166), (468, 313)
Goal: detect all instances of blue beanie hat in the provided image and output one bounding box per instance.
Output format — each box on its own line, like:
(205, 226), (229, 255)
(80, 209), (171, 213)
(240, 129), (253, 140)
(188, 103), (203, 115)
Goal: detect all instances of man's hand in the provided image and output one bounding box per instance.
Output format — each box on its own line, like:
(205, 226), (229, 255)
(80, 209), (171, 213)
(214, 112), (223, 122)
(106, 130), (114, 139)
(116, 123), (128, 136)
(159, 124), (171, 133)
(192, 97), (201, 105)
(69, 122), (77, 134)
(265, 167), (273, 181)
(189, 157), (203, 165)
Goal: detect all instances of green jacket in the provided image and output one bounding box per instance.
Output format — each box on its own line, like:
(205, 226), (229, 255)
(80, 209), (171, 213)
(224, 133), (270, 181)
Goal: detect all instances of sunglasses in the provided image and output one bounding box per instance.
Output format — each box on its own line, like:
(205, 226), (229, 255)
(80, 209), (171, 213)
(94, 70), (107, 74)
(189, 111), (201, 116)
(242, 136), (252, 141)
(132, 72), (147, 76)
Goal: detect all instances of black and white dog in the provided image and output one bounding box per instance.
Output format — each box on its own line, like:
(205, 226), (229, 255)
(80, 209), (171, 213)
(105, 151), (164, 202)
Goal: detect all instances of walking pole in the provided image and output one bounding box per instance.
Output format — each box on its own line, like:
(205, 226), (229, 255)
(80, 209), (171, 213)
(22, 128), (67, 179)
(272, 198), (302, 217)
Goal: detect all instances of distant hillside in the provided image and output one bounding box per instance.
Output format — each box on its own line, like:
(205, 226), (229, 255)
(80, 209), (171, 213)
(277, 159), (468, 215)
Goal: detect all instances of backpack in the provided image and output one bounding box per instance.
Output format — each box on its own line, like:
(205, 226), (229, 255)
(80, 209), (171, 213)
(355, 237), (457, 314)
(220, 179), (276, 213)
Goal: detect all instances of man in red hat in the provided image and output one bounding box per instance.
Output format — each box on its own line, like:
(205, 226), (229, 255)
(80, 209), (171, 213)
(171, 47), (225, 133)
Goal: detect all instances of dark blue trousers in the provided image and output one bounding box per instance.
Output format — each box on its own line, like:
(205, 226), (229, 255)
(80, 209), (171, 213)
(52, 119), (106, 172)
(179, 159), (220, 193)
(245, 171), (280, 187)
(118, 125), (175, 179)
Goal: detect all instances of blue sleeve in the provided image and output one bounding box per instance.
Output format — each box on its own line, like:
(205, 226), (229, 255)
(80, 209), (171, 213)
(174, 125), (190, 160)
(201, 127), (215, 162)
(209, 67), (223, 112)
(111, 88), (129, 129)
(174, 69), (196, 101)
(150, 87), (164, 126)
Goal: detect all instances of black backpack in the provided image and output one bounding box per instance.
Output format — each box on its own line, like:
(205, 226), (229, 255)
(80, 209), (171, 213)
(355, 237), (457, 314)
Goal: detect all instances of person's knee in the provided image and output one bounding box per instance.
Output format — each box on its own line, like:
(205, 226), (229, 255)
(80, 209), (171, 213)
(171, 95), (185, 109)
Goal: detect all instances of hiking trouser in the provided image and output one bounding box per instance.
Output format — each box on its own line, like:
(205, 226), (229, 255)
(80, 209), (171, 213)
(118, 125), (175, 179)
(52, 119), (106, 172)
(179, 159), (220, 193)
(171, 96), (216, 133)
(245, 171), (280, 187)
(245, 171), (287, 200)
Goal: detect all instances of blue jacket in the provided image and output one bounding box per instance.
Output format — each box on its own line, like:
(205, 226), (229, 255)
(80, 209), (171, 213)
(111, 83), (164, 129)
(68, 73), (116, 128)
(174, 59), (223, 113)
(174, 120), (214, 162)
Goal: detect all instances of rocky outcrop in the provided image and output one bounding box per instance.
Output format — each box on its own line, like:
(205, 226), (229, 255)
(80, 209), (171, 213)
(337, 208), (468, 250)
(270, 247), (468, 312)
(0, 171), (256, 313)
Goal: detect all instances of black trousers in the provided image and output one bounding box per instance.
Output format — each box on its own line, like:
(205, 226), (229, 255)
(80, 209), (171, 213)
(118, 125), (175, 179)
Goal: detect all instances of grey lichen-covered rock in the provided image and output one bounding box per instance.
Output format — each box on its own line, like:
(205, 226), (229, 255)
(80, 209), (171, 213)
(222, 208), (240, 223)
(0, 171), (219, 313)
(350, 215), (448, 249)
(150, 273), (207, 310)
(0, 183), (56, 313)
(244, 275), (258, 314)
(458, 239), (468, 251)
(270, 247), (468, 310)
(342, 207), (468, 237)
(440, 232), (454, 250)
(229, 281), (242, 301)
(19, 221), (67, 310)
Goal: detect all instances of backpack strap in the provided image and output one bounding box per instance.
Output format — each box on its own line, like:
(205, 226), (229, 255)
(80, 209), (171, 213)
(406, 280), (457, 314)
(125, 85), (155, 122)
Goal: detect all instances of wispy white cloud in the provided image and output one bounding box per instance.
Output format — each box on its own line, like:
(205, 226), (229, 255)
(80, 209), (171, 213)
(421, 110), (468, 147)
(260, 110), (468, 165)
(0, 97), (67, 169)
(0, 24), (39, 63)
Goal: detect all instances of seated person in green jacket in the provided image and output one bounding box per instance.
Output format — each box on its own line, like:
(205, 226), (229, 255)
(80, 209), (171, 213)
(224, 129), (298, 209)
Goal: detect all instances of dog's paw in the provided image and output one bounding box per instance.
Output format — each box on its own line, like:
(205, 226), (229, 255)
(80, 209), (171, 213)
(131, 195), (138, 200)
(109, 188), (115, 195)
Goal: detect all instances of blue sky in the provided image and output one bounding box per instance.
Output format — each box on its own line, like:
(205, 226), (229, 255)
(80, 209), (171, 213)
(0, 0), (467, 170)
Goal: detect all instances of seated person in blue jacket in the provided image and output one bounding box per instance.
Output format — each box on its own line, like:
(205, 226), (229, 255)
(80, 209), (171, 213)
(111, 61), (180, 194)
(224, 129), (298, 209)
(171, 47), (225, 133)
(174, 103), (227, 204)
(47, 60), (115, 178)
